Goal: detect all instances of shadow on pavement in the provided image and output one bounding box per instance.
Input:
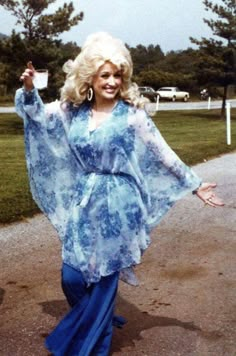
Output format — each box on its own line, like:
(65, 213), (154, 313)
(39, 293), (202, 353)
(0, 287), (5, 305)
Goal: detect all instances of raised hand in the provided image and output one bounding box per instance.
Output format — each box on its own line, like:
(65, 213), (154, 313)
(20, 61), (35, 91)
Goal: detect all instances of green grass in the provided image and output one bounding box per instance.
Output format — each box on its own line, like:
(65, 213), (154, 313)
(0, 101), (14, 107)
(153, 108), (236, 165)
(0, 109), (236, 224)
(0, 114), (39, 224)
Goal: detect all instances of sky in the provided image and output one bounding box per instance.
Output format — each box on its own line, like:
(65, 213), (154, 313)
(0, 0), (221, 53)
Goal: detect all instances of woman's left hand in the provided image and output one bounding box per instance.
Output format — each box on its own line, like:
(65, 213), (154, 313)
(195, 182), (225, 207)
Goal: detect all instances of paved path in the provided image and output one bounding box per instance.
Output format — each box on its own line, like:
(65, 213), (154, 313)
(147, 98), (236, 111)
(0, 107), (15, 113)
(0, 152), (235, 355)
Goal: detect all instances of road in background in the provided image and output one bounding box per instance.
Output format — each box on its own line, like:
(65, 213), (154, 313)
(147, 98), (236, 111)
(1, 99), (236, 114)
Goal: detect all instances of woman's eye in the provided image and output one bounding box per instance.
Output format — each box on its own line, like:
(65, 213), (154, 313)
(100, 73), (121, 79)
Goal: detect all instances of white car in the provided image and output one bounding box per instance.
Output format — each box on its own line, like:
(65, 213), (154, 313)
(156, 87), (190, 102)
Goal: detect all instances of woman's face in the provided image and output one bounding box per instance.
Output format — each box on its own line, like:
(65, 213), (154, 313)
(92, 62), (122, 103)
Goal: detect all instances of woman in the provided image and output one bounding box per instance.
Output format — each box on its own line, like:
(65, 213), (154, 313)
(15, 32), (224, 355)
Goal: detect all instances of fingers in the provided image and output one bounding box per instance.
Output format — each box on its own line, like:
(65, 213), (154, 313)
(204, 200), (216, 207)
(19, 62), (35, 91)
(203, 194), (225, 207)
(27, 61), (35, 71)
(212, 196), (224, 206)
(207, 182), (217, 189)
(20, 68), (34, 82)
(201, 182), (217, 190)
(19, 61), (35, 81)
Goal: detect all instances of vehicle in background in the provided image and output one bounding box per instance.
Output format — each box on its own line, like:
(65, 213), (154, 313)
(200, 88), (209, 100)
(156, 87), (190, 102)
(138, 86), (157, 102)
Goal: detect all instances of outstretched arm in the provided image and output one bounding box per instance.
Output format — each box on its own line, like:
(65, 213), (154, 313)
(130, 108), (224, 209)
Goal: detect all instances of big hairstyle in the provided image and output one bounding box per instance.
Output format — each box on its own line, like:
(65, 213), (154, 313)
(60, 32), (146, 107)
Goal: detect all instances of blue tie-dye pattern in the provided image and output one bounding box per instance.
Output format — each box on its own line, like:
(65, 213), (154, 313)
(15, 88), (201, 285)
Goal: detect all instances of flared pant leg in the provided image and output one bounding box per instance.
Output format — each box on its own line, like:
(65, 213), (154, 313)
(45, 263), (119, 356)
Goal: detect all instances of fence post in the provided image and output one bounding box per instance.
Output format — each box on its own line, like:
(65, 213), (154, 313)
(156, 95), (160, 111)
(207, 96), (211, 110)
(226, 102), (231, 145)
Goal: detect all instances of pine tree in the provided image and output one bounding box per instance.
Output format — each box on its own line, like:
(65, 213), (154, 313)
(0, 0), (83, 40)
(190, 0), (236, 117)
(0, 0), (83, 97)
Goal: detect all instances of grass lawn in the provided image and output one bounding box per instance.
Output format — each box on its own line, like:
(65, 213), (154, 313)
(0, 109), (235, 224)
(0, 101), (14, 107)
(0, 114), (39, 224)
(153, 108), (236, 165)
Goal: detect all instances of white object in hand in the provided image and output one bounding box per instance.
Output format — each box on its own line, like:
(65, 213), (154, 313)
(33, 69), (48, 89)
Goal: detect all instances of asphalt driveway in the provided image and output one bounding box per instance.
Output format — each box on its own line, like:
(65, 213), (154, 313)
(0, 152), (235, 355)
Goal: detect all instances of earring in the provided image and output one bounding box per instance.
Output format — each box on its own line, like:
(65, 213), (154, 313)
(87, 87), (93, 101)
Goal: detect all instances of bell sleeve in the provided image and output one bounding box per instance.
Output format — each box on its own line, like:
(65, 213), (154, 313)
(129, 108), (202, 231)
(15, 88), (80, 239)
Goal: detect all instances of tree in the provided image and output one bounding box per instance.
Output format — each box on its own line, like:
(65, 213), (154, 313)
(131, 46), (199, 93)
(190, 0), (236, 117)
(0, 0), (83, 40)
(0, 0), (83, 98)
(128, 44), (164, 75)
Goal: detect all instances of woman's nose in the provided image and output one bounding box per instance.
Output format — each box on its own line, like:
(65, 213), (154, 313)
(108, 76), (115, 85)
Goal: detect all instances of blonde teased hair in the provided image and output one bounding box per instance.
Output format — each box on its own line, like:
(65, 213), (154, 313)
(60, 32), (147, 108)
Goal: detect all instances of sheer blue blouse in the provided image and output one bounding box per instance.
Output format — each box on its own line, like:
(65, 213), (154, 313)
(15, 88), (201, 285)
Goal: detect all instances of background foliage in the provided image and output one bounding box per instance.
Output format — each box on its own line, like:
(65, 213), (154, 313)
(0, 0), (235, 106)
